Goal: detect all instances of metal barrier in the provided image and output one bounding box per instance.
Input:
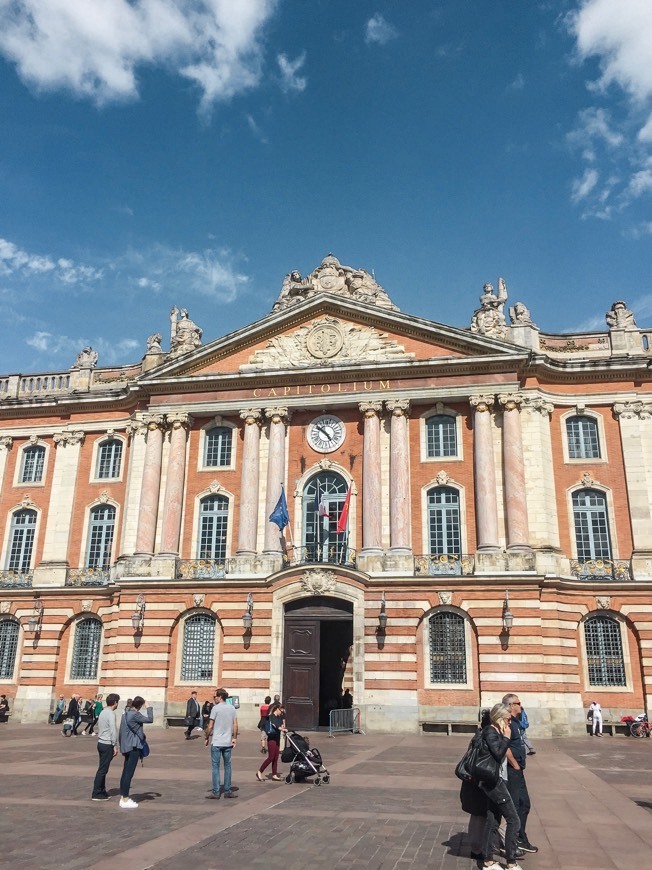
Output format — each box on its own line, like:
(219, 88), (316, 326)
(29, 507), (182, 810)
(329, 707), (364, 737)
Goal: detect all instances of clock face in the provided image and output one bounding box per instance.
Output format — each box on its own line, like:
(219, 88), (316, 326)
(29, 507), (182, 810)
(308, 415), (345, 453)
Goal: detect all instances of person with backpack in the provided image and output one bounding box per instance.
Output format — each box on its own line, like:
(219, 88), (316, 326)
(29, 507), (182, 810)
(258, 695), (272, 754)
(256, 702), (286, 782)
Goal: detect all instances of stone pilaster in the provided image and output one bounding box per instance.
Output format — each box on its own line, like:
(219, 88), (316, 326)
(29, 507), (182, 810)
(385, 399), (411, 559)
(470, 395), (500, 556)
(236, 409), (262, 557)
(614, 401), (652, 579)
(134, 414), (166, 556)
(263, 407), (290, 557)
(359, 402), (383, 556)
(498, 393), (532, 553)
(0, 435), (13, 493)
(118, 418), (146, 557)
(159, 412), (193, 556)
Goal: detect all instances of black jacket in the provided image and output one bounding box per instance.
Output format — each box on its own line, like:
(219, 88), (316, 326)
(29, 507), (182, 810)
(185, 697), (200, 719)
(66, 698), (80, 720)
(482, 724), (510, 764)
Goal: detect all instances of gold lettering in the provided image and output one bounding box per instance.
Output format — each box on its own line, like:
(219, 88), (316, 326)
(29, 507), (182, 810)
(363, 381), (372, 390)
(353, 382), (357, 392)
(308, 385), (313, 394)
(338, 383), (342, 393)
(379, 380), (390, 389)
(296, 385), (301, 395)
(321, 384), (331, 393)
(269, 388), (277, 397)
(284, 386), (291, 395)
(253, 389), (260, 398)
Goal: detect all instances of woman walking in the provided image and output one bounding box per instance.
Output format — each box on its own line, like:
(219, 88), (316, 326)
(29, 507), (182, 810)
(118, 696), (153, 809)
(83, 693), (103, 736)
(258, 695), (271, 754)
(256, 702), (286, 782)
(480, 704), (523, 870)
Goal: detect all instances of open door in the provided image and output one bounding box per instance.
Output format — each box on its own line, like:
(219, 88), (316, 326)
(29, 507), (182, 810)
(283, 618), (320, 729)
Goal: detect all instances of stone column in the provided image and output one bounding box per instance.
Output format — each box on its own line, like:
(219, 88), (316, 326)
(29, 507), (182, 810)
(359, 402), (383, 554)
(134, 414), (165, 556)
(498, 393), (532, 552)
(159, 412), (193, 556)
(470, 395), (499, 551)
(119, 418), (146, 556)
(263, 407), (290, 555)
(386, 399), (411, 553)
(237, 409), (262, 556)
(614, 401), (652, 579)
(0, 436), (13, 492)
(38, 431), (85, 584)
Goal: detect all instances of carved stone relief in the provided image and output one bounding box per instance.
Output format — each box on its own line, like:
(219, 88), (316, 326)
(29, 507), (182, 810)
(580, 472), (595, 487)
(595, 596), (611, 610)
(0, 601), (10, 614)
(438, 591), (452, 605)
(435, 470), (450, 486)
(81, 599), (93, 612)
(300, 569), (337, 595)
(193, 593), (206, 608)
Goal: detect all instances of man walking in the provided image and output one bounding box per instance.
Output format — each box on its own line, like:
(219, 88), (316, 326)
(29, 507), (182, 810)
(91, 693), (120, 801)
(503, 692), (538, 855)
(204, 688), (238, 800)
(66, 694), (81, 736)
(185, 690), (201, 740)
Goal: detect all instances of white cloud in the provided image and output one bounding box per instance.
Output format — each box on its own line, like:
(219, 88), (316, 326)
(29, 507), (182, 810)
(25, 330), (140, 364)
(571, 167), (599, 202)
(0, 0), (277, 112)
(364, 14), (398, 46)
(627, 163), (652, 198)
(246, 113), (268, 143)
(0, 237), (103, 284)
(277, 52), (306, 93)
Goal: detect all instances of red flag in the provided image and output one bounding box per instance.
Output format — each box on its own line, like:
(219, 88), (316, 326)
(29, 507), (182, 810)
(336, 488), (351, 534)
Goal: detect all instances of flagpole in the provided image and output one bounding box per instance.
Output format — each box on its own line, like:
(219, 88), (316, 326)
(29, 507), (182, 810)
(284, 484), (295, 550)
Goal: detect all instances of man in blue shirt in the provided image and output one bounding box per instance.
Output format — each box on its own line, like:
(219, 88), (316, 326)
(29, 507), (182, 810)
(503, 693), (538, 855)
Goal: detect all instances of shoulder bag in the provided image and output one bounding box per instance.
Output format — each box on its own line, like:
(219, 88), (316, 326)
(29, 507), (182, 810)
(454, 733), (481, 782)
(126, 714), (151, 759)
(470, 734), (501, 787)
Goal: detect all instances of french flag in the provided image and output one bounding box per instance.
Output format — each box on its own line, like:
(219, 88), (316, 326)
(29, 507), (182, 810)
(336, 488), (351, 534)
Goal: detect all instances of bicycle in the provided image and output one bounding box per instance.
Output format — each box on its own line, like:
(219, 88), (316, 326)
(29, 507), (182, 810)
(629, 715), (651, 738)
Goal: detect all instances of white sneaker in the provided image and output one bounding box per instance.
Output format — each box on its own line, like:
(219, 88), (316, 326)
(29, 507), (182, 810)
(483, 864), (505, 870)
(119, 798), (139, 809)
(507, 865), (525, 870)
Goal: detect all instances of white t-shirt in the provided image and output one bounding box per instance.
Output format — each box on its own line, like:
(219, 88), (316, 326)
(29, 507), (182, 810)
(210, 702), (237, 747)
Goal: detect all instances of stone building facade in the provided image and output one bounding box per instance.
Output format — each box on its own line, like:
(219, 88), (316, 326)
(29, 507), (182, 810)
(1, 256), (651, 735)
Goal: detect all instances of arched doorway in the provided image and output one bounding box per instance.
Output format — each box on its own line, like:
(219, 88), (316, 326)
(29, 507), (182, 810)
(283, 596), (353, 730)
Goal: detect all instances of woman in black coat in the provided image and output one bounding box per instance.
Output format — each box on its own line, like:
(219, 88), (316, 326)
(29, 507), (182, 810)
(479, 704), (522, 870)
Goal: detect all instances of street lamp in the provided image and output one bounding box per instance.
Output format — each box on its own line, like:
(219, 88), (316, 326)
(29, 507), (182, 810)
(242, 592), (253, 631)
(377, 591), (387, 632)
(502, 590), (514, 633)
(26, 599), (44, 633)
(131, 594), (146, 632)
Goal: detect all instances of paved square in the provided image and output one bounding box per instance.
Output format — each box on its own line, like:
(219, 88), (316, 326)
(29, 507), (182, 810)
(1, 723), (651, 869)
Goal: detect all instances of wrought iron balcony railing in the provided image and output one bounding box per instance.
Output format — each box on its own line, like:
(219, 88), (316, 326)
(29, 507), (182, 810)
(414, 554), (475, 576)
(65, 567), (111, 587)
(0, 569), (33, 588)
(283, 545), (357, 568)
(570, 558), (632, 581)
(176, 559), (226, 580)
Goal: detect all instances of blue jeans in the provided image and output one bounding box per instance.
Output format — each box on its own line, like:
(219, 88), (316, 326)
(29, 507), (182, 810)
(211, 745), (232, 795)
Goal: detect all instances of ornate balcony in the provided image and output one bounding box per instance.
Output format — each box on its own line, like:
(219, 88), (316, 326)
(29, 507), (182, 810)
(414, 554), (475, 576)
(176, 559), (226, 580)
(570, 559), (632, 581)
(0, 570), (33, 588)
(283, 545), (357, 569)
(65, 567), (111, 587)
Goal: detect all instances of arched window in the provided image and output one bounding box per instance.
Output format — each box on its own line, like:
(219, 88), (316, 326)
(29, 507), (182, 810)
(20, 445), (45, 483)
(0, 619), (19, 679)
(566, 416), (600, 459)
(96, 439), (123, 479)
(70, 618), (102, 680)
(7, 509), (37, 571)
(584, 615), (626, 686)
(181, 614), (216, 681)
(425, 415), (457, 458)
(302, 472), (349, 563)
(197, 495), (229, 561)
(572, 489), (611, 561)
(429, 611), (467, 683)
(427, 487), (461, 555)
(86, 505), (116, 568)
(204, 427), (232, 467)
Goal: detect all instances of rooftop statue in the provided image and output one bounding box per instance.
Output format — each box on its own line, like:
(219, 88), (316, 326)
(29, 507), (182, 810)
(169, 307), (203, 356)
(606, 301), (637, 330)
(272, 254), (397, 312)
(470, 278), (508, 339)
(146, 333), (163, 354)
(70, 346), (98, 369)
(509, 300), (537, 329)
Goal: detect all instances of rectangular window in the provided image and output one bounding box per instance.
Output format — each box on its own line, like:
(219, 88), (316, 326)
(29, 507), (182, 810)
(204, 428), (232, 467)
(20, 447), (45, 483)
(567, 417), (600, 459)
(585, 618), (626, 687)
(426, 416), (457, 458)
(97, 441), (122, 479)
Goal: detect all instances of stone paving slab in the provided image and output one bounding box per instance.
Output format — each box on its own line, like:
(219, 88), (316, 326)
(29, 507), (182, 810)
(2, 724), (652, 869)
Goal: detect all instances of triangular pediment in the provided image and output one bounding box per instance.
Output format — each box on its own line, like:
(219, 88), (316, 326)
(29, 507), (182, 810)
(140, 294), (523, 383)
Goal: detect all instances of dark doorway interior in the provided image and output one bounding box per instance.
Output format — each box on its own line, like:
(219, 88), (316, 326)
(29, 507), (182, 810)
(283, 596), (353, 730)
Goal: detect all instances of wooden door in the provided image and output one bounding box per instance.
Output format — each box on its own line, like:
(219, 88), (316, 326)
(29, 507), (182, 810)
(283, 618), (320, 730)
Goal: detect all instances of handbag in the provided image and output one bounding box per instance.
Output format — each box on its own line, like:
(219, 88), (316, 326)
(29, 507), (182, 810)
(587, 709), (593, 722)
(454, 732), (482, 782)
(141, 738), (150, 758)
(126, 713), (151, 759)
(470, 734), (500, 787)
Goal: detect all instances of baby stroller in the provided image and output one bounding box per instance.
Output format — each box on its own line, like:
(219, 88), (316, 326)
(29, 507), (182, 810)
(281, 731), (330, 786)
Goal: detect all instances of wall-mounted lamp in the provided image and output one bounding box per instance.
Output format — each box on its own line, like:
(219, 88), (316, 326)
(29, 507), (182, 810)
(131, 594), (146, 632)
(26, 598), (44, 633)
(502, 590), (514, 633)
(242, 592), (253, 632)
(377, 591), (387, 632)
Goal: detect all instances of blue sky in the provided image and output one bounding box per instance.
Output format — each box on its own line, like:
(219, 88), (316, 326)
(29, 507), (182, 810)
(1, 0), (651, 373)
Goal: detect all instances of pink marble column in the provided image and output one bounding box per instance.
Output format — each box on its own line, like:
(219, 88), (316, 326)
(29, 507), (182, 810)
(386, 399), (411, 553)
(359, 401), (383, 554)
(134, 414), (165, 555)
(499, 394), (531, 551)
(237, 409), (262, 556)
(263, 407), (290, 555)
(471, 395), (499, 551)
(159, 412), (192, 556)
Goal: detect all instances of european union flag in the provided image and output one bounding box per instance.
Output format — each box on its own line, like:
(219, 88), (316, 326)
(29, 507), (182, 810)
(269, 486), (289, 530)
